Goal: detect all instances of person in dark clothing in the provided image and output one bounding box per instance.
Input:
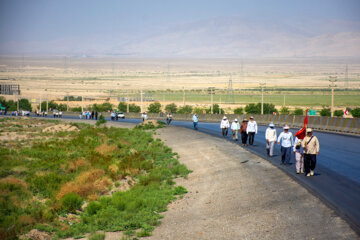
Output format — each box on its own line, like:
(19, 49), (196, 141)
(240, 119), (248, 146)
(95, 111), (98, 120)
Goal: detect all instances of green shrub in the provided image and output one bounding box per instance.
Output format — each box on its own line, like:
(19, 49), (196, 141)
(177, 105), (193, 114)
(233, 107), (243, 114)
(71, 107), (82, 112)
(118, 102), (127, 112)
(294, 108), (303, 115)
(148, 102), (162, 113)
(280, 106), (290, 115)
(91, 103), (113, 112)
(60, 193), (83, 213)
(86, 201), (102, 215)
(129, 103), (141, 113)
(245, 103), (277, 114)
(165, 103), (177, 113)
(173, 186), (188, 195)
(333, 110), (344, 117)
(320, 108), (331, 116)
(96, 114), (107, 126)
(351, 108), (360, 118)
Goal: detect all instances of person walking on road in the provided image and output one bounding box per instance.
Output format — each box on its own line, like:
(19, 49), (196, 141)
(166, 113), (173, 125)
(240, 119), (248, 146)
(246, 116), (258, 145)
(265, 122), (277, 157)
(302, 128), (320, 177)
(220, 116), (230, 137)
(277, 125), (294, 165)
(293, 135), (304, 174)
(192, 113), (199, 130)
(231, 118), (240, 141)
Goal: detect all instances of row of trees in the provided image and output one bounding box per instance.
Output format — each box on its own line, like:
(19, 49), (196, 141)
(1, 96), (359, 117)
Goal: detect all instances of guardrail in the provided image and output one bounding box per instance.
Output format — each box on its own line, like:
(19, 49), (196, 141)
(120, 112), (360, 135)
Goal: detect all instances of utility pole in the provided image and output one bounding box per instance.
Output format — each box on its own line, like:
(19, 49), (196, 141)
(40, 94), (42, 112)
(260, 82), (266, 115)
(140, 90), (144, 113)
(345, 64), (349, 89)
(329, 76), (337, 117)
(208, 87), (215, 114)
(46, 95), (48, 112)
(283, 95), (286, 107)
(81, 81), (84, 113)
(66, 93), (69, 112)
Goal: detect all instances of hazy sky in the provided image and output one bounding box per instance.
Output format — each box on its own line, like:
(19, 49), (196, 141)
(1, 0), (360, 57)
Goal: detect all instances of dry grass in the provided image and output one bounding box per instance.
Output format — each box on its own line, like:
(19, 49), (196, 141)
(56, 169), (112, 200)
(66, 158), (89, 173)
(95, 142), (117, 156)
(0, 176), (27, 190)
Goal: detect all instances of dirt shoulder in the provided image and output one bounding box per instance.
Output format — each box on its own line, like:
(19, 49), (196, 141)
(148, 126), (358, 240)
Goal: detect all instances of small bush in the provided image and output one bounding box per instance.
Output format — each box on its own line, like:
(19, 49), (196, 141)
(165, 103), (177, 113)
(320, 108), (331, 116)
(148, 102), (162, 113)
(280, 106), (290, 115)
(333, 110), (343, 117)
(177, 105), (193, 114)
(233, 107), (243, 114)
(351, 108), (360, 118)
(96, 114), (107, 126)
(60, 193), (83, 213)
(86, 201), (102, 215)
(174, 186), (188, 195)
(294, 108), (304, 115)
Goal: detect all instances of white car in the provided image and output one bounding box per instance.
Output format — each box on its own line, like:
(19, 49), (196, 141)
(117, 112), (125, 119)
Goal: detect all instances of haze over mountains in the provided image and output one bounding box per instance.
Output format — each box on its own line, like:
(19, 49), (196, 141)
(1, 2), (359, 58)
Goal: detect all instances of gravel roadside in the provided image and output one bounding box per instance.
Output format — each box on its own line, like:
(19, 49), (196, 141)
(147, 125), (358, 240)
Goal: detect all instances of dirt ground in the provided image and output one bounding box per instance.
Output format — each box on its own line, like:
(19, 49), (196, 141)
(146, 126), (358, 240)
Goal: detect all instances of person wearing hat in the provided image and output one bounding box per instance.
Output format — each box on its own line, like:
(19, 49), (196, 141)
(231, 118), (240, 141)
(293, 134), (304, 174)
(192, 113), (199, 130)
(277, 125), (294, 165)
(246, 116), (258, 145)
(265, 122), (277, 157)
(240, 119), (248, 146)
(301, 128), (320, 177)
(220, 116), (230, 137)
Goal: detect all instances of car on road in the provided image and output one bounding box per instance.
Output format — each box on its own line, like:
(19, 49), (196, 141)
(117, 112), (125, 119)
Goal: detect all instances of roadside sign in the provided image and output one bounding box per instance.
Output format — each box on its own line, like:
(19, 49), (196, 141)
(308, 110), (316, 116)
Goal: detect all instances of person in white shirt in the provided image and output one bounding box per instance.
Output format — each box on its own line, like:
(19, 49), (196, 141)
(277, 125), (294, 165)
(192, 113), (199, 130)
(265, 122), (277, 157)
(231, 118), (240, 141)
(220, 116), (230, 137)
(246, 116), (258, 145)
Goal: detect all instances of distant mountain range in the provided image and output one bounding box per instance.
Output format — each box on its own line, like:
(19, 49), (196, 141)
(1, 16), (360, 57)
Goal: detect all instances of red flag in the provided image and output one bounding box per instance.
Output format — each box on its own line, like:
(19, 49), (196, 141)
(295, 109), (308, 140)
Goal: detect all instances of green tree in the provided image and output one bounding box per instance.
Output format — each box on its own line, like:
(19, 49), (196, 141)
(118, 102), (127, 112)
(333, 110), (344, 117)
(5, 100), (17, 111)
(351, 108), (360, 118)
(165, 103), (177, 113)
(129, 104), (140, 113)
(193, 107), (205, 115)
(245, 103), (277, 114)
(208, 104), (224, 114)
(41, 100), (58, 111)
(280, 106), (290, 115)
(19, 99), (32, 111)
(233, 107), (243, 114)
(294, 108), (304, 116)
(92, 103), (113, 112)
(177, 105), (193, 114)
(58, 103), (68, 111)
(148, 102), (162, 113)
(71, 107), (82, 112)
(320, 108), (331, 116)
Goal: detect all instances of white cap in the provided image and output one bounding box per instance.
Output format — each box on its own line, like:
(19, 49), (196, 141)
(284, 125), (290, 129)
(306, 128), (313, 132)
(223, 116), (227, 119)
(269, 122), (275, 127)
(234, 118), (238, 122)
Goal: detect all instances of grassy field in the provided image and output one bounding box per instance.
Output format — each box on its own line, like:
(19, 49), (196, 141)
(149, 91), (360, 107)
(0, 118), (190, 239)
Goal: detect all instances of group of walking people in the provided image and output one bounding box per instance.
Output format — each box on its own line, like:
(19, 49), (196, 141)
(218, 115), (320, 177)
(80, 111), (98, 120)
(266, 123), (320, 176)
(220, 116), (258, 146)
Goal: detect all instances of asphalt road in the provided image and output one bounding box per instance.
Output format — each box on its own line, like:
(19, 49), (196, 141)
(3, 114), (360, 235)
